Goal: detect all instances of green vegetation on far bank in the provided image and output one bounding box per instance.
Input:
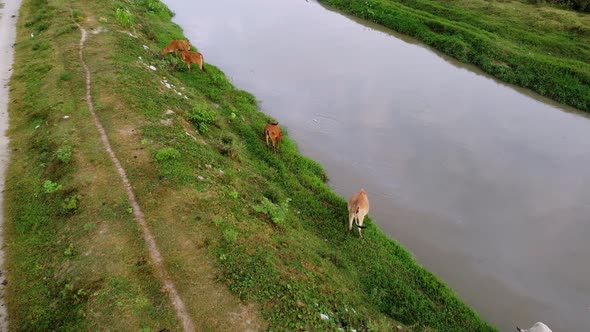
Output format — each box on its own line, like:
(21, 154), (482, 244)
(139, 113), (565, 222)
(319, 0), (590, 113)
(530, 0), (590, 12)
(5, 0), (496, 331)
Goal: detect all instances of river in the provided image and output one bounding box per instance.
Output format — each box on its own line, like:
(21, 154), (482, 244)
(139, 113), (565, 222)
(163, 0), (590, 331)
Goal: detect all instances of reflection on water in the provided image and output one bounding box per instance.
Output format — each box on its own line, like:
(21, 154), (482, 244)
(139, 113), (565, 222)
(163, 0), (590, 331)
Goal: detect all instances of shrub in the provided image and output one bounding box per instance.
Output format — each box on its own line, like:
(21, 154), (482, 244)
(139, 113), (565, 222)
(138, 0), (174, 17)
(62, 194), (81, 212)
(528, 0), (590, 11)
(63, 243), (76, 258)
(187, 104), (216, 133)
(58, 71), (71, 81)
(43, 180), (62, 194)
(253, 197), (291, 226)
(31, 42), (50, 51)
(72, 9), (83, 22)
(217, 134), (243, 160)
(222, 228), (238, 244)
(115, 8), (134, 28)
(56, 146), (72, 163)
(155, 147), (180, 161)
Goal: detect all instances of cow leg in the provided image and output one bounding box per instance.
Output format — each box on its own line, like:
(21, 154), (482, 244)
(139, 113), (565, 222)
(348, 213), (354, 235)
(357, 212), (365, 239)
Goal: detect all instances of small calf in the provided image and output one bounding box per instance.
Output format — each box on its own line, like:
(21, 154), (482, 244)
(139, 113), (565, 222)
(347, 188), (369, 239)
(180, 50), (205, 72)
(517, 322), (552, 332)
(264, 122), (282, 153)
(161, 40), (190, 57)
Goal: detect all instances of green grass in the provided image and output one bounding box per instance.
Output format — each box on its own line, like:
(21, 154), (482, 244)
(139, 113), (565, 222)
(5, 0), (497, 330)
(5, 0), (181, 330)
(319, 0), (590, 113)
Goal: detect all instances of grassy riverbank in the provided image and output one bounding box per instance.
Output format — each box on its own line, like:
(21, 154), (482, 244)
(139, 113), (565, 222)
(5, 0), (496, 330)
(319, 0), (590, 113)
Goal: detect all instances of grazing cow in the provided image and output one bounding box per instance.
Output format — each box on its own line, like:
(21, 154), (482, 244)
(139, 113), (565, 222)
(516, 322), (552, 332)
(347, 189), (369, 239)
(161, 40), (190, 57)
(264, 122), (282, 153)
(180, 51), (205, 72)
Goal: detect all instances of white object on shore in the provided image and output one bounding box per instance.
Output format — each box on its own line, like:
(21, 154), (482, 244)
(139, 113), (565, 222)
(517, 322), (552, 332)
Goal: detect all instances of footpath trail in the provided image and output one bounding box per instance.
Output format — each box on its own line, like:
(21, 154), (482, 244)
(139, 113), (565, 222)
(70, 9), (195, 332)
(0, 0), (23, 330)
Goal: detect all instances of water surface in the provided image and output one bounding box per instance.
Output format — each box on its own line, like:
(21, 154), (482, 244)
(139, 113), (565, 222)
(163, 0), (590, 331)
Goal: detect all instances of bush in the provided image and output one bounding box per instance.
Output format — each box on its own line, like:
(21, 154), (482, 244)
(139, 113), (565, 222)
(136, 0), (174, 17)
(222, 228), (238, 244)
(217, 134), (243, 160)
(529, 0), (590, 12)
(155, 147), (181, 161)
(253, 197), (291, 226)
(72, 9), (84, 22)
(56, 146), (72, 163)
(115, 8), (134, 28)
(62, 194), (81, 213)
(187, 105), (216, 133)
(58, 71), (71, 81)
(43, 180), (62, 194)
(63, 243), (76, 258)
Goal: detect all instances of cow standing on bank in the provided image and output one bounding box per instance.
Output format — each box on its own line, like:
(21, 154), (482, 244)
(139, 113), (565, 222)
(347, 189), (369, 239)
(264, 122), (282, 153)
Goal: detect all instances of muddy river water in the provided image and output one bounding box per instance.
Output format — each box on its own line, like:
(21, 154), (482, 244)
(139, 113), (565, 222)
(163, 0), (590, 330)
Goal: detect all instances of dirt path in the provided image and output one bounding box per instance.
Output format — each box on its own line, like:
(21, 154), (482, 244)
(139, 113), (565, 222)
(0, 0), (22, 330)
(70, 11), (195, 332)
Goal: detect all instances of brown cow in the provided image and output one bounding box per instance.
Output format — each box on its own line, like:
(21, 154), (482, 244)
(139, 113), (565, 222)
(347, 189), (370, 239)
(264, 122), (282, 153)
(180, 50), (205, 72)
(161, 40), (190, 57)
